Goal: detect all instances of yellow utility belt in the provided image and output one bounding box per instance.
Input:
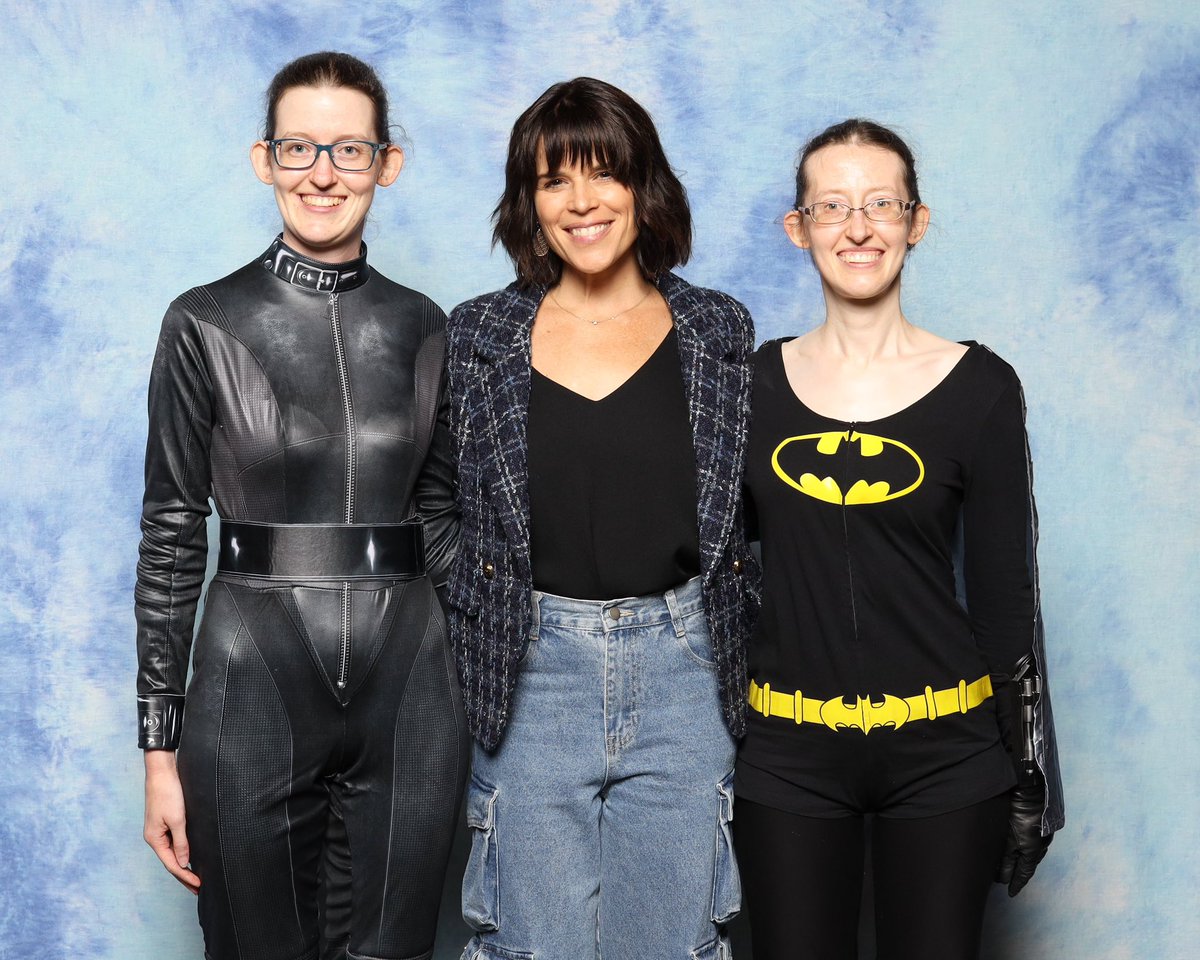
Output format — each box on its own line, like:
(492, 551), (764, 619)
(748, 675), (993, 735)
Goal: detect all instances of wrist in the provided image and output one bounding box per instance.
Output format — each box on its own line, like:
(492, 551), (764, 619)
(144, 748), (178, 774)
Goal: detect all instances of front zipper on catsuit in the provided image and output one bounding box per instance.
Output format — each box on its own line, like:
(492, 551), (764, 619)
(842, 423), (860, 644)
(330, 292), (355, 689)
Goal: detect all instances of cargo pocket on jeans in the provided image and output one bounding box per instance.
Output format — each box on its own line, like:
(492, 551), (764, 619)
(710, 770), (742, 924)
(462, 777), (501, 932)
(690, 934), (732, 960)
(461, 940), (534, 960)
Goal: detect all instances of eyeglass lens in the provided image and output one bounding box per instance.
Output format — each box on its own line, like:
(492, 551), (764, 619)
(272, 140), (378, 171)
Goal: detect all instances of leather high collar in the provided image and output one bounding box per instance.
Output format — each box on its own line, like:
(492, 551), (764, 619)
(260, 235), (370, 293)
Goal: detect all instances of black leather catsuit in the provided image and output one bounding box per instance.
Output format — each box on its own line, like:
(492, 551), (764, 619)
(135, 237), (469, 960)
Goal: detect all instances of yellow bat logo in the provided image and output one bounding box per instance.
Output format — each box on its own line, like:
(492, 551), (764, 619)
(819, 694), (912, 733)
(771, 431), (924, 505)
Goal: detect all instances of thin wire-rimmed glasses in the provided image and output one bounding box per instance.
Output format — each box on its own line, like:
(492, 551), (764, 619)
(798, 198), (916, 225)
(267, 138), (388, 172)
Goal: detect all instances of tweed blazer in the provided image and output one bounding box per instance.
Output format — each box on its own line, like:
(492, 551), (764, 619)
(446, 272), (761, 750)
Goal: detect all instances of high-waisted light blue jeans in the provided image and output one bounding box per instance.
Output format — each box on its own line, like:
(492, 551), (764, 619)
(461, 577), (740, 960)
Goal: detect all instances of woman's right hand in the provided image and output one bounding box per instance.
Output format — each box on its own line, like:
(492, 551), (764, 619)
(143, 750), (200, 893)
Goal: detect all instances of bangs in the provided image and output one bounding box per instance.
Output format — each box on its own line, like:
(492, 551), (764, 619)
(533, 109), (637, 182)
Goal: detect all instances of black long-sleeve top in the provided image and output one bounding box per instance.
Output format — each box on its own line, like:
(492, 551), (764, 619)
(135, 237), (456, 748)
(738, 339), (1051, 818)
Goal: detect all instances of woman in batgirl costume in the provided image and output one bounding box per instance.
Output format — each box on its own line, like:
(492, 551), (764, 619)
(135, 52), (468, 960)
(735, 119), (1064, 959)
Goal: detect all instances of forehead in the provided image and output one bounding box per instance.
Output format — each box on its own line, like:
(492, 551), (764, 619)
(803, 142), (908, 197)
(273, 85), (376, 137)
(534, 135), (613, 175)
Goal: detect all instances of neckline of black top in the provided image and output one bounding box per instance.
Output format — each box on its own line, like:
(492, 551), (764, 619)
(532, 327), (677, 404)
(772, 337), (979, 426)
(260, 234), (371, 293)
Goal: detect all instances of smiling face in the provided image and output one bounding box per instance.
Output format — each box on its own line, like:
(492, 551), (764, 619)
(784, 142), (929, 308)
(250, 85), (403, 264)
(533, 145), (640, 283)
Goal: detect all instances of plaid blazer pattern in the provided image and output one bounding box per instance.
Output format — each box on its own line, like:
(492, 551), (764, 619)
(445, 272), (761, 750)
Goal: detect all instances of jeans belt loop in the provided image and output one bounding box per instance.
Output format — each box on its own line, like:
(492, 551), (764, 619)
(529, 589), (542, 641)
(663, 585), (686, 638)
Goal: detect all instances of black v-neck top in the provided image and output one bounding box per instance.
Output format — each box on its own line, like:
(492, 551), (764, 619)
(737, 338), (1033, 818)
(527, 327), (701, 600)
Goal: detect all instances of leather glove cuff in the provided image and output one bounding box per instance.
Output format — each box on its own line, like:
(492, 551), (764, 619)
(138, 694), (185, 750)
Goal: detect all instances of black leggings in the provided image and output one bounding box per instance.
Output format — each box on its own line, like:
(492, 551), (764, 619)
(177, 576), (469, 960)
(735, 793), (1010, 960)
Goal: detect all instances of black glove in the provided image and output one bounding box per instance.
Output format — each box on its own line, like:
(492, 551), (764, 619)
(991, 654), (1053, 896)
(997, 774), (1052, 896)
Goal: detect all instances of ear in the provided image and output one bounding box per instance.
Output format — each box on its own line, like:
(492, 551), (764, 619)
(251, 141), (274, 185)
(907, 203), (930, 246)
(376, 145), (405, 187)
(783, 209), (810, 249)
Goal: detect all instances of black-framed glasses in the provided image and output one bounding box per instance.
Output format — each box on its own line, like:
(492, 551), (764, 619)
(267, 138), (388, 172)
(799, 198), (916, 225)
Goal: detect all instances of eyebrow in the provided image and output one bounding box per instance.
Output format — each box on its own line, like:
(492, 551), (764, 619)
(813, 185), (903, 197)
(274, 131), (377, 142)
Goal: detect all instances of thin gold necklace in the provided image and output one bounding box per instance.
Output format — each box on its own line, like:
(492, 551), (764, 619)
(550, 286), (655, 326)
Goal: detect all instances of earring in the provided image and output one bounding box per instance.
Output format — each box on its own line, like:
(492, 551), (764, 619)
(533, 227), (549, 257)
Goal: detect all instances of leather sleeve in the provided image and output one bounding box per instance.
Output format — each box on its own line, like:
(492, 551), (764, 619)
(135, 299), (214, 749)
(414, 332), (458, 588)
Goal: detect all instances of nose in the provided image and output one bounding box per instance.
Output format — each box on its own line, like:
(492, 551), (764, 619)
(844, 207), (873, 243)
(309, 148), (339, 188)
(567, 177), (597, 213)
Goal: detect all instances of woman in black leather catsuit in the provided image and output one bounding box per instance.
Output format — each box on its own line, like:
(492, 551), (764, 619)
(136, 53), (468, 960)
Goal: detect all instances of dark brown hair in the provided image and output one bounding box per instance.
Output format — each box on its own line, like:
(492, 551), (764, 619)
(493, 77), (692, 288)
(263, 52), (390, 143)
(794, 118), (921, 209)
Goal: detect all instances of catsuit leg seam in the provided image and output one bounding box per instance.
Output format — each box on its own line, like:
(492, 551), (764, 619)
(222, 583), (306, 951)
(376, 611), (435, 945)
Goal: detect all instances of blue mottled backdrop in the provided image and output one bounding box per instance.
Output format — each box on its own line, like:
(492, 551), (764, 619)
(2, 2), (1197, 958)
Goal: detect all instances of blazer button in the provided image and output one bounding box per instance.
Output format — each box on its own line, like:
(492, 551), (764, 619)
(732, 558), (743, 574)
(482, 562), (495, 580)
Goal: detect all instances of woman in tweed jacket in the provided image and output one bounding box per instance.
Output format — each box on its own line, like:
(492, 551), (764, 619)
(445, 78), (758, 960)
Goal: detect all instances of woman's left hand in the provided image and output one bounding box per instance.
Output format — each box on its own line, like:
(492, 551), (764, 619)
(997, 777), (1052, 896)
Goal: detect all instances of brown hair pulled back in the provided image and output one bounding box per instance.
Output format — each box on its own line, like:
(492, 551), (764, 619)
(794, 118), (920, 209)
(263, 51), (390, 144)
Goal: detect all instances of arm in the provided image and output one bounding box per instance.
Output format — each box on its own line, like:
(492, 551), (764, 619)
(961, 380), (1039, 675)
(135, 299), (213, 748)
(414, 335), (459, 592)
(961, 374), (1057, 894)
(135, 300), (213, 889)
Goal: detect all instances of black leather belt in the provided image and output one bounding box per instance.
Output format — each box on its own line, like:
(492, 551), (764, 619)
(218, 521), (426, 581)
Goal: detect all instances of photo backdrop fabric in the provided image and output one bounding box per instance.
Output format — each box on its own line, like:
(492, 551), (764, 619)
(1, 2), (1197, 958)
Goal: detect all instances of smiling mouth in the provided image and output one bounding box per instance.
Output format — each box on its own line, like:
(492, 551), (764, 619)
(567, 222), (610, 239)
(302, 195), (345, 208)
(838, 250), (882, 264)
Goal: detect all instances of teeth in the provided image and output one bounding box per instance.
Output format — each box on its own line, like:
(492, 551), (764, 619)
(303, 196), (344, 207)
(569, 224), (607, 237)
(839, 251), (881, 263)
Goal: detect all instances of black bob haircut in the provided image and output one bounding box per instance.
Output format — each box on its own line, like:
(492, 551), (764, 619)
(493, 77), (692, 288)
